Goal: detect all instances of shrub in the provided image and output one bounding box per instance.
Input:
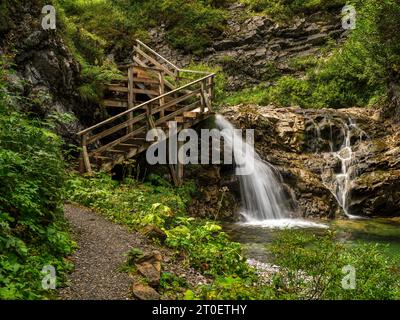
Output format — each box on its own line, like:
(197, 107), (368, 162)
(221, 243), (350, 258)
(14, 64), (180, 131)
(0, 57), (75, 300)
(269, 230), (400, 300)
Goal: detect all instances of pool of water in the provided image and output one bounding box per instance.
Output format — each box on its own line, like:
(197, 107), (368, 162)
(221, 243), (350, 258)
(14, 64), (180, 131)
(223, 217), (400, 263)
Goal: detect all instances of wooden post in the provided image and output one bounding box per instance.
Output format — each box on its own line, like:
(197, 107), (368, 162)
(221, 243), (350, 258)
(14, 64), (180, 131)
(81, 134), (92, 173)
(200, 80), (206, 114)
(177, 139), (184, 186)
(207, 76), (214, 101)
(127, 66), (134, 133)
(158, 70), (165, 118)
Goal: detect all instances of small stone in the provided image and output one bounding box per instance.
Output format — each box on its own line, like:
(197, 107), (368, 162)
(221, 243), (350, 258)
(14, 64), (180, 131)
(132, 283), (160, 300)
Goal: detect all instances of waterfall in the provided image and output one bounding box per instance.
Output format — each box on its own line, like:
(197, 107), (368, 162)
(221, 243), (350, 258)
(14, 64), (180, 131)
(215, 115), (289, 221)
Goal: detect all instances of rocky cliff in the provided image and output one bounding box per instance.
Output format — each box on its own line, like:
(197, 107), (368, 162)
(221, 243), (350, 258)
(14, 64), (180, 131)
(149, 3), (345, 90)
(1, 1), (85, 144)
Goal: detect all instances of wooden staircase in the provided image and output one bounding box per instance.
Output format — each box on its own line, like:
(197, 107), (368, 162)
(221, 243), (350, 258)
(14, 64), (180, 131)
(77, 40), (215, 183)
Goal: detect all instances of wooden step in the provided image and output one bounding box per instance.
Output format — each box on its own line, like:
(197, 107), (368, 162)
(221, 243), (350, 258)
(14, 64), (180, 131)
(183, 111), (197, 118)
(132, 88), (159, 96)
(118, 143), (141, 148)
(108, 149), (126, 154)
(107, 85), (128, 93)
(133, 77), (159, 85)
(125, 137), (146, 142)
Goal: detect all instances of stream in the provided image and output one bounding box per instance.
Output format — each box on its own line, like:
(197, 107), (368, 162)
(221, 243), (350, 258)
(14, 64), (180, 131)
(223, 218), (400, 263)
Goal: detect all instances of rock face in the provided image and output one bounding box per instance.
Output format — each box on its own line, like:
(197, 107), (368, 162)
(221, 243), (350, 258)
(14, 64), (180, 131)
(223, 105), (400, 218)
(186, 165), (240, 221)
(1, 1), (86, 144)
(149, 5), (345, 90)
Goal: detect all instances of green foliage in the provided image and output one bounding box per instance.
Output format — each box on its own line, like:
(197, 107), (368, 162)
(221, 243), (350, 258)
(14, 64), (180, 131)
(0, 58), (75, 299)
(243, 0), (345, 19)
(269, 230), (400, 300)
(78, 61), (124, 103)
(66, 173), (251, 278)
(186, 276), (273, 300)
(160, 0), (228, 53)
(57, 0), (229, 55)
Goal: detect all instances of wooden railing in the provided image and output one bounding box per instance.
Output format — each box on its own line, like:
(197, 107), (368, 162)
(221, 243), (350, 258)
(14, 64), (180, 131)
(78, 73), (215, 173)
(134, 39), (211, 88)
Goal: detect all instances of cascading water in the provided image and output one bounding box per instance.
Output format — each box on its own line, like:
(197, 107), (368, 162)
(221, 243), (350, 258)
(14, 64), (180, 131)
(322, 117), (367, 219)
(332, 119), (355, 217)
(215, 115), (290, 221)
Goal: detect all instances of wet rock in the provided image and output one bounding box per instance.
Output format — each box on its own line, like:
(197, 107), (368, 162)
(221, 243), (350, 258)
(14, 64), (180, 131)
(132, 283), (160, 300)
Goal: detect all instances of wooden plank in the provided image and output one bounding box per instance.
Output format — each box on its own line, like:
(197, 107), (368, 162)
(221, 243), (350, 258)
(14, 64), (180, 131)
(108, 149), (126, 154)
(108, 85), (128, 93)
(152, 89), (200, 115)
(158, 71), (165, 117)
(127, 66), (135, 133)
(174, 116), (185, 123)
(183, 111), (197, 118)
(133, 77), (159, 84)
(155, 100), (201, 126)
(132, 88), (159, 96)
(81, 135), (92, 173)
(87, 113), (147, 144)
(89, 126), (147, 156)
(119, 143), (140, 148)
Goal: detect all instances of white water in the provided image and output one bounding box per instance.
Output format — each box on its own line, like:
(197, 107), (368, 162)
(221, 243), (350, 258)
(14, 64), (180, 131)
(216, 115), (290, 221)
(324, 118), (367, 219)
(241, 217), (328, 229)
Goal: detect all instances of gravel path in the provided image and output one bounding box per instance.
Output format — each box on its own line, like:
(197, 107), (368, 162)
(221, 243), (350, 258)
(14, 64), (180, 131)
(59, 203), (210, 300)
(59, 204), (141, 300)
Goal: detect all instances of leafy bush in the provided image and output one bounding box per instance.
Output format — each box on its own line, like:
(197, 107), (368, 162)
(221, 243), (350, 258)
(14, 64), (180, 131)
(186, 276), (273, 300)
(244, 0), (345, 18)
(0, 59), (75, 299)
(269, 230), (400, 300)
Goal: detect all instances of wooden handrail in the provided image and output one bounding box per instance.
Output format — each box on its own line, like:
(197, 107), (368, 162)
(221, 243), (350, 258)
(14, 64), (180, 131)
(136, 39), (180, 72)
(77, 73), (215, 136)
(135, 40), (212, 77)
